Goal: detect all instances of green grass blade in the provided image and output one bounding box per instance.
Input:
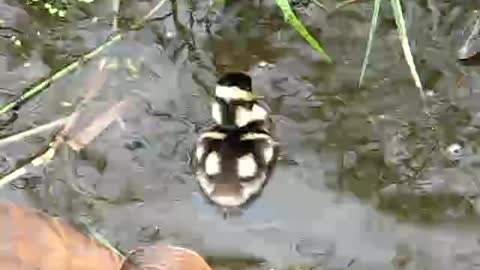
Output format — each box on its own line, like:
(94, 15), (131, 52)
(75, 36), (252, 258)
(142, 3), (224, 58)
(390, 0), (424, 99)
(275, 0), (332, 63)
(359, 0), (383, 87)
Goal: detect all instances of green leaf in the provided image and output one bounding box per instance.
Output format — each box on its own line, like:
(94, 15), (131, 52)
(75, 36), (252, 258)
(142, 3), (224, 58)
(359, 0), (382, 87)
(390, 0), (424, 98)
(275, 0), (332, 63)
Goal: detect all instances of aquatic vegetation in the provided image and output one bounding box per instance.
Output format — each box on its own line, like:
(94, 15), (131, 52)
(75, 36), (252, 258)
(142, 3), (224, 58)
(360, 0), (423, 96)
(275, 0), (332, 63)
(390, 0), (423, 97)
(276, 0), (423, 95)
(26, 0), (97, 17)
(359, 0), (382, 88)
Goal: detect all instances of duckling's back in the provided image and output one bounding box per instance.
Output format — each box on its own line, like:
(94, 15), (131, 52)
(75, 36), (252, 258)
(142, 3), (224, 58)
(195, 122), (278, 207)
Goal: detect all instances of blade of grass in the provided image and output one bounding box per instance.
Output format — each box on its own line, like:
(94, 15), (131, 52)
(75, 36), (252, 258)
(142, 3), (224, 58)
(275, 0), (332, 63)
(359, 0), (382, 87)
(390, 0), (424, 99)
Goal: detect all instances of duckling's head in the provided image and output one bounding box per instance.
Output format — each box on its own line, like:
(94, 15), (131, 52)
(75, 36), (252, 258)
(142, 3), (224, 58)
(212, 72), (268, 128)
(217, 72), (252, 93)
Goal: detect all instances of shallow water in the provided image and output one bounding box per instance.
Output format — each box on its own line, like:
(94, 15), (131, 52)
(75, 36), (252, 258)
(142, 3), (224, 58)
(1, 0), (480, 269)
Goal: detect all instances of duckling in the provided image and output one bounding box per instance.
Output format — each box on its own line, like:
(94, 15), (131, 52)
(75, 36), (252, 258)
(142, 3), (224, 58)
(194, 72), (279, 208)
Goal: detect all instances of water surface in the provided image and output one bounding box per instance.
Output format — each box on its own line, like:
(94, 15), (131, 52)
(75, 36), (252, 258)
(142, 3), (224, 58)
(1, 1), (480, 269)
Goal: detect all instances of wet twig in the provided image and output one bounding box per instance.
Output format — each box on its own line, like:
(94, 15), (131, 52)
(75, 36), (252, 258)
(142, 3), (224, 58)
(311, 0), (327, 11)
(0, 117), (71, 148)
(146, 12), (174, 23)
(336, 0), (362, 9)
(67, 100), (130, 151)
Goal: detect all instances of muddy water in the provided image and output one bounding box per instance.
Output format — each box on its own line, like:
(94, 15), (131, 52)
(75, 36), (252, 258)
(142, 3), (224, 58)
(1, 0), (480, 269)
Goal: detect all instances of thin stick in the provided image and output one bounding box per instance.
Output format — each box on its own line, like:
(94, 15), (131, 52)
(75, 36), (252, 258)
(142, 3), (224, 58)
(60, 63), (110, 138)
(390, 0), (424, 100)
(359, 0), (382, 87)
(0, 166), (28, 188)
(144, 0), (168, 21)
(0, 34), (122, 114)
(0, 117), (70, 148)
(336, 0), (361, 9)
(311, 0), (327, 11)
(0, 147), (56, 188)
(67, 100), (129, 151)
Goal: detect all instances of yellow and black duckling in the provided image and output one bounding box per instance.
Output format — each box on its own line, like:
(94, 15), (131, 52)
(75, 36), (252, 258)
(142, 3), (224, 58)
(194, 72), (279, 208)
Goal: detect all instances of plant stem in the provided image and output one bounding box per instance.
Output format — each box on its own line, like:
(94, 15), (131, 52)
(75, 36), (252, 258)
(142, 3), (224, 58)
(0, 117), (70, 148)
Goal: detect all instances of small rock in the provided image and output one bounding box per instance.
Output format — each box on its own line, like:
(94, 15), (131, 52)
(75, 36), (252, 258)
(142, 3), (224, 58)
(444, 143), (464, 161)
(295, 238), (334, 259)
(257, 61), (274, 69)
(166, 31), (175, 39)
(343, 151), (357, 169)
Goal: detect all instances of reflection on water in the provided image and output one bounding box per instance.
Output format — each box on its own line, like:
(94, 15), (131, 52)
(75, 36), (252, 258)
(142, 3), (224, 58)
(1, 0), (480, 269)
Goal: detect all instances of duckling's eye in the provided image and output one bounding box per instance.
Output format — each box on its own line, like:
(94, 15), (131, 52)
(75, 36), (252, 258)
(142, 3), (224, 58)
(237, 153), (258, 178)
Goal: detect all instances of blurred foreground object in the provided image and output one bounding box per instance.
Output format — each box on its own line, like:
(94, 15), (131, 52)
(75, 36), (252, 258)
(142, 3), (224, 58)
(121, 245), (213, 270)
(0, 201), (213, 270)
